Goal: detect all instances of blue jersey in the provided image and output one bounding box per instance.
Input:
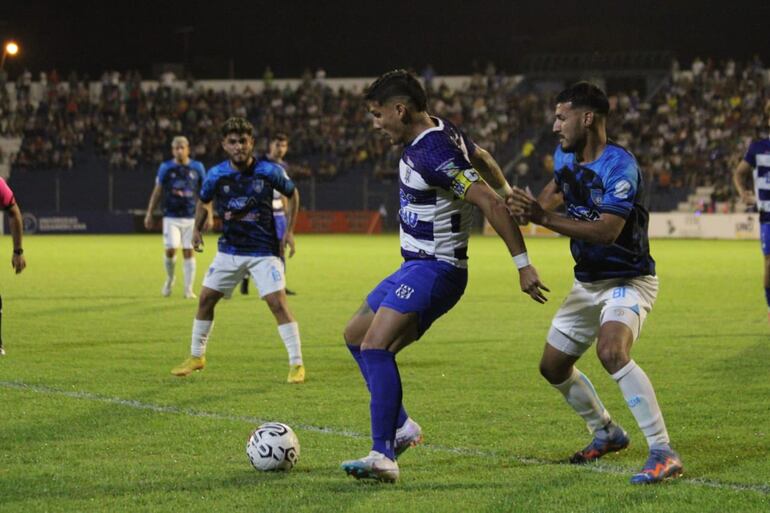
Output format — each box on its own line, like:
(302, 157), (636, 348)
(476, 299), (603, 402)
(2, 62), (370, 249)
(200, 158), (296, 257)
(553, 143), (655, 282)
(156, 159), (207, 218)
(743, 138), (770, 223)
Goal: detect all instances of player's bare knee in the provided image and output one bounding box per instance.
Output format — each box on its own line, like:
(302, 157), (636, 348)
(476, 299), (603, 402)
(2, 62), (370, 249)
(596, 341), (629, 374)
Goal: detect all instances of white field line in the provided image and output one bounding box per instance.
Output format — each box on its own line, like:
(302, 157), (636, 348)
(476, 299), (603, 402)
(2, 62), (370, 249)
(2, 380), (768, 496)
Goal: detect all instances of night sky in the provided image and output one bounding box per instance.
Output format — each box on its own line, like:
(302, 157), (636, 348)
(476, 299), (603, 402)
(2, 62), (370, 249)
(2, 0), (770, 79)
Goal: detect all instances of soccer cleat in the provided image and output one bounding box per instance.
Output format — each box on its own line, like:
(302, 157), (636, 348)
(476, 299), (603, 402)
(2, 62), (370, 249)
(286, 288), (297, 296)
(570, 424), (630, 464)
(184, 288), (197, 299)
(162, 277), (175, 297)
(341, 451), (399, 482)
(287, 364), (305, 384)
(240, 278), (249, 295)
(171, 355), (206, 376)
(630, 448), (683, 484)
(394, 418), (423, 458)
(0, 346), (5, 356)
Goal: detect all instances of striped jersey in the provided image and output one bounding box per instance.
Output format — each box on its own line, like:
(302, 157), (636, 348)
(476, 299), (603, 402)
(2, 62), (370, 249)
(744, 138), (770, 223)
(398, 117), (480, 269)
(259, 155), (290, 216)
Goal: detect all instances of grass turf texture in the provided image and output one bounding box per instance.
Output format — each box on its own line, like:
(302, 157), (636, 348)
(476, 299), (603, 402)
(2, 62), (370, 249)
(0, 234), (768, 513)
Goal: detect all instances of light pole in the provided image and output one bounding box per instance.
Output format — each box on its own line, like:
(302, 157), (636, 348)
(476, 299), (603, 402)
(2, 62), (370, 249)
(1, 41), (19, 71)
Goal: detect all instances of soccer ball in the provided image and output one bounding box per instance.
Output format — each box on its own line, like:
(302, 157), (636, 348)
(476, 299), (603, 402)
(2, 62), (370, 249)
(246, 422), (300, 471)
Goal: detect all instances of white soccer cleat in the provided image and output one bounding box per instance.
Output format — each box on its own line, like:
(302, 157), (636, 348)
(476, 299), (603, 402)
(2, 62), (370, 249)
(395, 418), (423, 458)
(341, 451), (399, 482)
(161, 277), (175, 297)
(184, 288), (197, 299)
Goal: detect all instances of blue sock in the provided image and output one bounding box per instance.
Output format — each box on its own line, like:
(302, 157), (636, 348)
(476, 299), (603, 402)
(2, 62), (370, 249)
(361, 349), (402, 460)
(347, 344), (408, 427)
(765, 288), (770, 309)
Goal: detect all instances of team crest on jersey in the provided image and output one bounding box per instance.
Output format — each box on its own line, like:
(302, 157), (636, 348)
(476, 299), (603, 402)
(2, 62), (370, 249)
(223, 185), (230, 193)
(189, 170), (196, 179)
(399, 208), (419, 228)
(252, 179), (264, 193)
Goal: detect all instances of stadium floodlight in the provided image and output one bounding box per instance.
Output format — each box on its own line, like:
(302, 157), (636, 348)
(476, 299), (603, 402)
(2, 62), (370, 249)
(1, 41), (20, 70)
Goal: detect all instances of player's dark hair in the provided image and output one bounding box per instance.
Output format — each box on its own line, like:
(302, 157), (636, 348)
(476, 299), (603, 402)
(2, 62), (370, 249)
(221, 117), (255, 138)
(555, 82), (609, 115)
(272, 132), (289, 142)
(365, 69), (427, 112)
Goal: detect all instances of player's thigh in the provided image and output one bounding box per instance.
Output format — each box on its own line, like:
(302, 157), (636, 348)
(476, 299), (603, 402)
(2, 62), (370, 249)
(598, 275), (658, 343)
(548, 280), (603, 357)
(163, 218), (183, 249)
(344, 301), (375, 346)
(202, 252), (249, 298)
(178, 218), (195, 250)
(248, 256), (286, 298)
(361, 306), (419, 353)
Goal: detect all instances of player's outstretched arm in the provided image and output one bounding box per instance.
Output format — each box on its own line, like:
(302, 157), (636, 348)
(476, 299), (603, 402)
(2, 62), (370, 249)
(469, 146), (512, 198)
(464, 182), (548, 303)
(7, 203), (26, 274)
(732, 160), (755, 205)
(143, 184), (162, 230)
(508, 186), (625, 245)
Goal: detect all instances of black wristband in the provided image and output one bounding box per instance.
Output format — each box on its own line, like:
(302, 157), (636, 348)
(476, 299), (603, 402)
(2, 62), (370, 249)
(13, 248), (23, 255)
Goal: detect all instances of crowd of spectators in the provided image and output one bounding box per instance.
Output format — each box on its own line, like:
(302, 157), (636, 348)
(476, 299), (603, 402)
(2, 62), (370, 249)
(1, 59), (769, 206)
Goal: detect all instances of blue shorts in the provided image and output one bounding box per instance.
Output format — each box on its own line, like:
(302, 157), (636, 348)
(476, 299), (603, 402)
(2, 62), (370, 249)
(366, 260), (468, 338)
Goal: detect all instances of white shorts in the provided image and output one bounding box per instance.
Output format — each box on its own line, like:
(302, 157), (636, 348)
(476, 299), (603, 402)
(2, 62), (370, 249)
(202, 252), (285, 298)
(547, 275), (658, 357)
(163, 217), (195, 249)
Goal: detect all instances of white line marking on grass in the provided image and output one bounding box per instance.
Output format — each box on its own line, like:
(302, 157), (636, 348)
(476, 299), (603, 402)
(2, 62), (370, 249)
(2, 381), (768, 496)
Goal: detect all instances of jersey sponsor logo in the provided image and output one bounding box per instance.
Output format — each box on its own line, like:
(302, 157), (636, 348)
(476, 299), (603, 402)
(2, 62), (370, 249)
(463, 169), (479, 182)
(399, 208), (419, 228)
(566, 204), (600, 221)
(394, 284), (414, 300)
(613, 180), (632, 199)
(437, 158), (462, 177)
(403, 167), (412, 184)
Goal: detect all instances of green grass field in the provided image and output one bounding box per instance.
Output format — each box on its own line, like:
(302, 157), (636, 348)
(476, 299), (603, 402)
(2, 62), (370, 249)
(1, 234), (768, 512)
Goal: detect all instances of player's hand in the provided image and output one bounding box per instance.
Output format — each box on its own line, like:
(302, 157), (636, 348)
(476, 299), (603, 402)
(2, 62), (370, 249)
(192, 230), (204, 253)
(11, 254), (26, 274)
(281, 232), (296, 259)
(508, 186), (546, 225)
(143, 214), (153, 230)
(518, 265), (549, 304)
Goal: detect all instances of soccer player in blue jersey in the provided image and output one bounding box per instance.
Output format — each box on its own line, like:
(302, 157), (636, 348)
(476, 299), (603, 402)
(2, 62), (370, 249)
(144, 136), (209, 299)
(171, 118), (306, 384)
(240, 133), (296, 296)
(732, 121), (770, 324)
(341, 70), (549, 482)
(509, 82), (683, 484)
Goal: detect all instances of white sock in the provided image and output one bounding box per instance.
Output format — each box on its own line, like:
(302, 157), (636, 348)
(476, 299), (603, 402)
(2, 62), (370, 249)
(277, 322), (303, 365)
(612, 360), (670, 449)
(164, 256), (177, 281)
(191, 319), (213, 357)
(553, 367), (612, 433)
(183, 258), (196, 291)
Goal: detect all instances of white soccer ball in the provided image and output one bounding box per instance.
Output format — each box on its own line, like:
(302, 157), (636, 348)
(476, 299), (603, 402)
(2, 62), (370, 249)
(246, 422), (300, 471)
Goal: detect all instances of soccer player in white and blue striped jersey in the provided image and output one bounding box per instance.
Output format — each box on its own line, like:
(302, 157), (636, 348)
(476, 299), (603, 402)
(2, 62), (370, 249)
(733, 120), (770, 323)
(340, 70), (549, 482)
